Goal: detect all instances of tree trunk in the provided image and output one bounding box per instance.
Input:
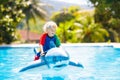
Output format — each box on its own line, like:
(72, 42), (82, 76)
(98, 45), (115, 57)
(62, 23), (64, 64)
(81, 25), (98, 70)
(26, 19), (30, 43)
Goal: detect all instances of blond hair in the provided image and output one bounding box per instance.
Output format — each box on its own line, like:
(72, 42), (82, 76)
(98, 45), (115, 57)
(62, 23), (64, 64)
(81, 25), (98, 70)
(43, 21), (57, 32)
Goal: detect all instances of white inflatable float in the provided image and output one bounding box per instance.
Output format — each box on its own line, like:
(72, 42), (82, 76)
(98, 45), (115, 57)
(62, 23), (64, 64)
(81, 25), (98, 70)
(19, 47), (83, 72)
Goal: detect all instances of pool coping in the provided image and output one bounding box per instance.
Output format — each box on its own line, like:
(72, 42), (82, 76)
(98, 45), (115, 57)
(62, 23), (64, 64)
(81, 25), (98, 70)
(0, 43), (120, 48)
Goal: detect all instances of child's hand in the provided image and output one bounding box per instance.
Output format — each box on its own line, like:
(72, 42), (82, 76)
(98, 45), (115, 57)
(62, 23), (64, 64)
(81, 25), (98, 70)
(40, 52), (45, 56)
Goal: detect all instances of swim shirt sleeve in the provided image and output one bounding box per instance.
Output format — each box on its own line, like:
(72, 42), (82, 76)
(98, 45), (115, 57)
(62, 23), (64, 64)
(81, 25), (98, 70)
(55, 35), (61, 47)
(39, 33), (47, 45)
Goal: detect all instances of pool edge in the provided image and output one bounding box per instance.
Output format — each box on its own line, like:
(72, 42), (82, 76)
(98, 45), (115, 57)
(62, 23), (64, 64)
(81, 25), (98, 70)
(0, 43), (120, 48)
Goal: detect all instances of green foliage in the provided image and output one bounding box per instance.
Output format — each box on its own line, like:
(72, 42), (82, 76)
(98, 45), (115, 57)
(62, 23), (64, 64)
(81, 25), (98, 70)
(67, 6), (80, 13)
(108, 18), (120, 42)
(0, 0), (26, 44)
(75, 14), (109, 42)
(0, 0), (49, 44)
(90, 0), (120, 42)
(51, 8), (75, 26)
(56, 20), (78, 43)
(52, 6), (109, 43)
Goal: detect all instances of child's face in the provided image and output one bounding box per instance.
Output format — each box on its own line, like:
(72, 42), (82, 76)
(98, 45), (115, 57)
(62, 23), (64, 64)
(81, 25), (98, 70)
(47, 27), (56, 37)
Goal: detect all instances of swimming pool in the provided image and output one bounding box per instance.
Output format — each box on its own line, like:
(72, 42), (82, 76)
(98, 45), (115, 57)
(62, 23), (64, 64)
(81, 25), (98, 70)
(0, 43), (120, 80)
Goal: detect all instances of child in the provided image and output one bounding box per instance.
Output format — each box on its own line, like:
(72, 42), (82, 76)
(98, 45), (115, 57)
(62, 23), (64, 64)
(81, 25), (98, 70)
(34, 21), (61, 61)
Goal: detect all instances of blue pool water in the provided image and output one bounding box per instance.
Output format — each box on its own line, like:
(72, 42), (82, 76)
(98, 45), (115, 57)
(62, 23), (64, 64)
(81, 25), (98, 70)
(0, 44), (120, 80)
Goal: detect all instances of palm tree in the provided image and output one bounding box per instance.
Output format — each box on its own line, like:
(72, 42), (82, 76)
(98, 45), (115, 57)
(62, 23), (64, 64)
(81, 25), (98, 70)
(23, 0), (49, 42)
(75, 16), (109, 42)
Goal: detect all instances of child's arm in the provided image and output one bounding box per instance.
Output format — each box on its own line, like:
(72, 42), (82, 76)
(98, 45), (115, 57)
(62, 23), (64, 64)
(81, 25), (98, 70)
(39, 44), (45, 56)
(34, 44), (44, 61)
(39, 33), (47, 56)
(55, 35), (61, 47)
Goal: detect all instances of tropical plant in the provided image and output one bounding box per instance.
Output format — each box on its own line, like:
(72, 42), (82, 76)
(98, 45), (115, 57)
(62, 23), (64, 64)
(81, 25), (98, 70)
(0, 0), (26, 44)
(22, 0), (49, 42)
(75, 15), (109, 42)
(51, 7), (75, 26)
(56, 20), (75, 43)
(52, 6), (109, 43)
(89, 0), (120, 42)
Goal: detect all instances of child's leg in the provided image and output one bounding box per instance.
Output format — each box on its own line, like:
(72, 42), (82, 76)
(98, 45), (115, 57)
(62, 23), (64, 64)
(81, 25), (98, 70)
(34, 48), (41, 61)
(34, 52), (41, 61)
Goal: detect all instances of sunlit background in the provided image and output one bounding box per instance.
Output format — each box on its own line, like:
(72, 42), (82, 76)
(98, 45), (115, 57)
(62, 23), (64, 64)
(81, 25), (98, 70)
(0, 0), (120, 44)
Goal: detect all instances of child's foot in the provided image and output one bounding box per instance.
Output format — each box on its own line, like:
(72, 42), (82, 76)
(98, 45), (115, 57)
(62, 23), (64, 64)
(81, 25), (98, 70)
(34, 55), (40, 61)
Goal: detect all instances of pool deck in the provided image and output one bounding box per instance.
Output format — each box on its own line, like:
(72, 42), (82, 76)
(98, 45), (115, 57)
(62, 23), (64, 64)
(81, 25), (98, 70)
(0, 43), (120, 48)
